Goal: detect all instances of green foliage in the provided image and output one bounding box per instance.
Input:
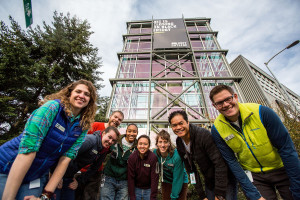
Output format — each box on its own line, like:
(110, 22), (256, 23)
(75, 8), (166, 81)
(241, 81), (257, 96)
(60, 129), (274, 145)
(94, 96), (110, 122)
(0, 12), (103, 143)
(277, 106), (300, 156)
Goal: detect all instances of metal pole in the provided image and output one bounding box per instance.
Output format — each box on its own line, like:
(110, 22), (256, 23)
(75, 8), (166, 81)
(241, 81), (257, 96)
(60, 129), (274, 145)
(264, 40), (299, 113)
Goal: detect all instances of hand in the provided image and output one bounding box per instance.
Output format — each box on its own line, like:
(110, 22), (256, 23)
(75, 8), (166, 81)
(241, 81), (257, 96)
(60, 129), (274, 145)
(24, 195), (40, 200)
(258, 197), (266, 200)
(68, 178), (78, 190)
(57, 179), (63, 189)
(203, 198), (208, 200)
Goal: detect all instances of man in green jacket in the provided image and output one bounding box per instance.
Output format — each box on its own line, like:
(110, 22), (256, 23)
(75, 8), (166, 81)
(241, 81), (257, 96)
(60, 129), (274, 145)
(100, 124), (138, 200)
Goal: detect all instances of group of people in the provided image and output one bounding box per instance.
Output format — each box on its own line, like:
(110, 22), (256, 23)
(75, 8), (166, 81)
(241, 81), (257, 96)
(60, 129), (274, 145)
(0, 80), (299, 200)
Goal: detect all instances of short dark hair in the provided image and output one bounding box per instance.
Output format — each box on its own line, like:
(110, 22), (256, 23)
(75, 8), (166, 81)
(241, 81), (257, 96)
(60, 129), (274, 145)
(209, 85), (234, 103)
(155, 130), (175, 157)
(103, 126), (120, 138)
(168, 110), (188, 124)
(110, 110), (124, 119)
(137, 134), (151, 146)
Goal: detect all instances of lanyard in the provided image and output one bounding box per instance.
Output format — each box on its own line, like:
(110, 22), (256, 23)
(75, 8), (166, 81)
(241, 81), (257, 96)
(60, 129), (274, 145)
(160, 157), (167, 182)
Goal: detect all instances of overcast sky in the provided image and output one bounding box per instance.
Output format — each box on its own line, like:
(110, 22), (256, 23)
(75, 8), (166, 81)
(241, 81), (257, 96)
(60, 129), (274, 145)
(1, 0), (300, 96)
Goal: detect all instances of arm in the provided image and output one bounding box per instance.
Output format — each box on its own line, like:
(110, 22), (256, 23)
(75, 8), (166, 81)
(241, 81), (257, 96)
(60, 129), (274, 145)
(77, 151), (108, 186)
(43, 156), (72, 192)
(150, 156), (159, 200)
(2, 152), (36, 200)
(211, 125), (262, 200)
(260, 106), (300, 198)
(170, 154), (185, 200)
(127, 154), (136, 200)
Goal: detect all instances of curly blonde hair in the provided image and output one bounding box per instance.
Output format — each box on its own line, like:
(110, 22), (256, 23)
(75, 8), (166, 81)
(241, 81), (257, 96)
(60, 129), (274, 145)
(39, 79), (97, 130)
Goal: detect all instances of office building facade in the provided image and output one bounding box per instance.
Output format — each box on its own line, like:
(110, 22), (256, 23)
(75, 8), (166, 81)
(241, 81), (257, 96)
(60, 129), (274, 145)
(230, 55), (300, 114)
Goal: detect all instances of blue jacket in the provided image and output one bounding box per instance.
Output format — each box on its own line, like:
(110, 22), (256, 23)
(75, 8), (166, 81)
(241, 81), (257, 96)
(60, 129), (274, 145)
(63, 131), (110, 186)
(0, 100), (83, 183)
(212, 105), (300, 200)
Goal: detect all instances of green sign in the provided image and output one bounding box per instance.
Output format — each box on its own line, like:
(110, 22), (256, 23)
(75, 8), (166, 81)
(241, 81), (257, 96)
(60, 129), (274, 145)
(23, 0), (33, 28)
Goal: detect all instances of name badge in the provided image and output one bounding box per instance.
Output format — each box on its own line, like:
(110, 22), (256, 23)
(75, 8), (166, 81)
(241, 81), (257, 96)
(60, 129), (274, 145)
(55, 123), (65, 132)
(29, 178), (40, 189)
(168, 164), (174, 167)
(190, 173), (196, 184)
(144, 163), (150, 167)
(92, 149), (98, 154)
(225, 134), (235, 141)
(245, 170), (253, 182)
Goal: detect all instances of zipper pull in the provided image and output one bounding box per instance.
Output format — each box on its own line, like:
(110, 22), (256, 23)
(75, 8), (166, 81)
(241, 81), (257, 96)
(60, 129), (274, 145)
(59, 144), (63, 152)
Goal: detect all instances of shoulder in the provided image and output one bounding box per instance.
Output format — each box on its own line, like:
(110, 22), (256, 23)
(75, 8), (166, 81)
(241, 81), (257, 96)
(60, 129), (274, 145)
(39, 100), (60, 111)
(172, 149), (182, 162)
(149, 151), (158, 161)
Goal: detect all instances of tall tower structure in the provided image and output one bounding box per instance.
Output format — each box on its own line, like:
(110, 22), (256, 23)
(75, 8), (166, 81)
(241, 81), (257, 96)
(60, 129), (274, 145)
(108, 17), (243, 140)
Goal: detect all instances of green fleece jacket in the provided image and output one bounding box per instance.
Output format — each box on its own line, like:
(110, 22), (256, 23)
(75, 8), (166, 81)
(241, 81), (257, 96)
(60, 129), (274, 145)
(154, 149), (189, 200)
(103, 134), (137, 180)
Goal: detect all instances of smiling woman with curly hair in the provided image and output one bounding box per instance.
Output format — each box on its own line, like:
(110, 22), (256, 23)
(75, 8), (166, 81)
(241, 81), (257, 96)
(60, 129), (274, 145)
(0, 79), (97, 200)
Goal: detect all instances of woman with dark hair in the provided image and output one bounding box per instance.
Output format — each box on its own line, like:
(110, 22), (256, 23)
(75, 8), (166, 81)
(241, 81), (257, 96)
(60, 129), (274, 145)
(127, 135), (159, 200)
(0, 79), (97, 200)
(153, 130), (188, 200)
(101, 123), (138, 200)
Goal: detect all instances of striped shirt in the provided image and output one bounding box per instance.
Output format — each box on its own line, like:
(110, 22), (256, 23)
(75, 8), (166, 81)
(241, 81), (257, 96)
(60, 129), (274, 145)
(19, 100), (87, 159)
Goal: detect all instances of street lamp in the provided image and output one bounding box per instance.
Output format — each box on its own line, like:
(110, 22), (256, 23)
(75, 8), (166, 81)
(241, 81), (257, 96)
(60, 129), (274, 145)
(264, 40), (300, 114)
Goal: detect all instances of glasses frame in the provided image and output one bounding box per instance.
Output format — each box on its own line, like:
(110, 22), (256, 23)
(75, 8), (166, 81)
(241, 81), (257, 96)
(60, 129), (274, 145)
(213, 94), (234, 109)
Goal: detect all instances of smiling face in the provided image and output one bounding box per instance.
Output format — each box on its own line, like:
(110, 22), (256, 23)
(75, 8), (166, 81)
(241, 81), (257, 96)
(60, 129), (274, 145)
(212, 89), (240, 122)
(170, 114), (190, 139)
(102, 130), (118, 148)
(69, 84), (91, 116)
(157, 136), (170, 156)
(125, 124), (138, 143)
(108, 112), (124, 128)
(137, 137), (150, 156)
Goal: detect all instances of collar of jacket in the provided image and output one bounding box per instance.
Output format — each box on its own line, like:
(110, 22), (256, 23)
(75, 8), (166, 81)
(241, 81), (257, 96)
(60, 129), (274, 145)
(93, 131), (105, 153)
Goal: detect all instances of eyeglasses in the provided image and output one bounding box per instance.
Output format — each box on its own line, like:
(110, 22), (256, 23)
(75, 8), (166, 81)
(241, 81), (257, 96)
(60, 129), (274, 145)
(213, 94), (234, 109)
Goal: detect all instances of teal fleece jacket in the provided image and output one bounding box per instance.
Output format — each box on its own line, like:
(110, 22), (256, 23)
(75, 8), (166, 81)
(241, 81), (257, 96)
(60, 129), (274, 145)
(154, 149), (188, 200)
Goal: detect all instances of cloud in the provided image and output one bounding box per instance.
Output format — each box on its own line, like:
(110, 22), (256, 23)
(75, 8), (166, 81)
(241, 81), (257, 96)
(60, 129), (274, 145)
(1, 0), (299, 96)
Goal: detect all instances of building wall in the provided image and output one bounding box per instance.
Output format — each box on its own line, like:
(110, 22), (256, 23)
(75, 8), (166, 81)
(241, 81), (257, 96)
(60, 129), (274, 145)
(230, 55), (300, 112)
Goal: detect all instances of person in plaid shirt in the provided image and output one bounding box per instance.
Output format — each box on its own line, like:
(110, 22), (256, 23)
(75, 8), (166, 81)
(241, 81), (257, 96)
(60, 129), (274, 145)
(0, 79), (97, 200)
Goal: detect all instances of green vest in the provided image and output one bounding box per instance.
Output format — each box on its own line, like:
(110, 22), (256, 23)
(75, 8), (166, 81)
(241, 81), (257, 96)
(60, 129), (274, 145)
(214, 103), (283, 173)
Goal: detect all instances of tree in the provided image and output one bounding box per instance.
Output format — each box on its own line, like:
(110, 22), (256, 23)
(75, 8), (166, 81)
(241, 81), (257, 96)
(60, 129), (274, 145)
(0, 12), (103, 143)
(94, 96), (110, 122)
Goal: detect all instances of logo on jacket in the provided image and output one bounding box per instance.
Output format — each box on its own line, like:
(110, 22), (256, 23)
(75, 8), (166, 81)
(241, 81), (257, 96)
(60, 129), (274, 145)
(225, 134), (235, 141)
(55, 123), (65, 132)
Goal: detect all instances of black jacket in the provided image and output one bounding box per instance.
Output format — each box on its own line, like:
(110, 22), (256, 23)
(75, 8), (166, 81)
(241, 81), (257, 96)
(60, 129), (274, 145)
(176, 123), (228, 199)
(64, 131), (109, 185)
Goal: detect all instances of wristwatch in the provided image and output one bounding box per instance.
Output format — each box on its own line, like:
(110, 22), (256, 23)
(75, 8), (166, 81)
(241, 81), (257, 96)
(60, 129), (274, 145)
(39, 194), (50, 200)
